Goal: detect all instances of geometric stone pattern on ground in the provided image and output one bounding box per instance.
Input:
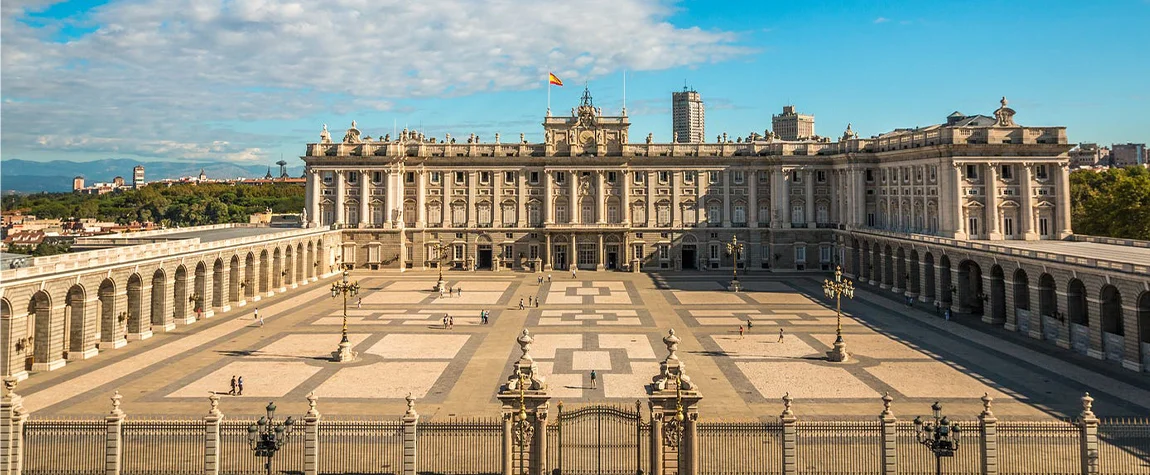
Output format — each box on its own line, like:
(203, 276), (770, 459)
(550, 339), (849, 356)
(314, 309), (498, 327)
(545, 281), (633, 305)
(533, 309), (652, 326)
(507, 333), (658, 400)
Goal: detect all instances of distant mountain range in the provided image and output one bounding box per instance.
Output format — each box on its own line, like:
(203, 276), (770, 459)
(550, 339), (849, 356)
(1, 158), (304, 194)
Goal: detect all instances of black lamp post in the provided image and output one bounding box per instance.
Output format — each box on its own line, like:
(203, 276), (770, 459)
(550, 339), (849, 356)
(247, 401), (295, 475)
(913, 401), (961, 475)
(430, 242), (452, 292)
(823, 265), (855, 362)
(725, 236), (744, 292)
(330, 270), (360, 362)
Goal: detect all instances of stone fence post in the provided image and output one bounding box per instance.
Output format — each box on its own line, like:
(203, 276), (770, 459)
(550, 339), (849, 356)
(402, 394), (419, 475)
(204, 392), (222, 475)
(878, 393), (896, 475)
(105, 391), (125, 475)
(1, 377), (28, 475)
(647, 401), (663, 475)
(780, 393), (797, 475)
(979, 393), (998, 475)
(1079, 393), (1100, 475)
(303, 392), (320, 475)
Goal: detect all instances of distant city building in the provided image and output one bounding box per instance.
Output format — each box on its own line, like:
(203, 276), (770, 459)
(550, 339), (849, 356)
(672, 87), (705, 143)
(772, 105), (815, 141)
(199, 169), (207, 182)
(73, 176), (85, 192)
(1110, 143), (1146, 167)
(133, 165), (145, 189)
(1068, 143), (1110, 169)
(112, 176), (125, 188)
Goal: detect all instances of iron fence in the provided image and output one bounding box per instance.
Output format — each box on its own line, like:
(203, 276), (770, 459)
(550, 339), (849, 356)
(22, 418), (107, 475)
(550, 403), (646, 475)
(895, 420), (981, 475)
(219, 419), (306, 475)
(794, 420), (882, 475)
(1097, 417), (1150, 474)
(417, 417), (502, 475)
(997, 420), (1081, 474)
(317, 419), (404, 475)
(122, 419), (204, 475)
(697, 421), (783, 475)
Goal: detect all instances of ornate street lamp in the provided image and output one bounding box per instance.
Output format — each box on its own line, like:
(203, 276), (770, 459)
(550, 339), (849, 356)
(725, 235), (745, 292)
(429, 242), (452, 293)
(330, 270), (360, 362)
(913, 401), (961, 475)
(823, 265), (855, 362)
(247, 401), (295, 475)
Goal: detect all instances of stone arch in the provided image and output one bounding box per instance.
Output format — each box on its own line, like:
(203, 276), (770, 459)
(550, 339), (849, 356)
(1013, 268), (1030, 312)
(1, 298), (14, 376)
(272, 248), (283, 290)
(871, 241), (881, 284)
(851, 239), (861, 278)
(923, 252), (936, 302)
(229, 254), (242, 304)
(908, 249), (921, 295)
(306, 242), (315, 281)
(66, 284), (88, 356)
(284, 245), (295, 286)
(1067, 278), (1087, 325)
(127, 273), (145, 336)
(1137, 291), (1150, 367)
(212, 258), (225, 309)
(244, 252), (256, 300)
(988, 265), (1006, 325)
(194, 262), (208, 315)
(98, 277), (119, 345)
(28, 290), (54, 371)
(259, 250), (271, 294)
(296, 242), (305, 284)
(1100, 285), (1123, 336)
(957, 259), (984, 315)
(150, 268), (167, 330)
(938, 255), (952, 307)
(1039, 274), (1058, 320)
(895, 247), (907, 291)
(174, 265), (189, 322)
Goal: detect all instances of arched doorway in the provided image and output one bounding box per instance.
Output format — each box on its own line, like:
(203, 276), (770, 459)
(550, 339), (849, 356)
(1137, 292), (1150, 372)
(883, 244), (894, 289)
(244, 253), (256, 300)
(229, 255), (241, 304)
(306, 242), (315, 280)
(126, 273), (145, 338)
(956, 260), (983, 315)
(923, 253), (936, 303)
(870, 242), (881, 285)
(272, 248), (283, 290)
(1067, 278), (1088, 353)
(939, 255), (952, 308)
(988, 265), (1005, 325)
(212, 258), (225, 310)
(98, 278), (122, 348)
(1013, 269), (1030, 333)
(259, 250), (270, 295)
(908, 250), (921, 297)
(194, 262), (208, 319)
(174, 265), (189, 323)
(285, 245), (295, 287)
(296, 243), (305, 284)
(151, 269), (169, 331)
(28, 291), (55, 371)
(850, 239), (861, 278)
(1100, 285), (1124, 362)
(895, 247), (907, 292)
(66, 284), (88, 359)
(1, 299), (15, 376)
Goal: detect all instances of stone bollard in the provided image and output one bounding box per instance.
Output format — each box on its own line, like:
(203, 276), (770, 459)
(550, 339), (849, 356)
(979, 393), (998, 475)
(1079, 393), (1100, 475)
(303, 392), (321, 475)
(878, 393), (897, 475)
(780, 393), (797, 475)
(105, 392), (125, 475)
(204, 392), (223, 475)
(2, 377), (29, 475)
(402, 394), (419, 475)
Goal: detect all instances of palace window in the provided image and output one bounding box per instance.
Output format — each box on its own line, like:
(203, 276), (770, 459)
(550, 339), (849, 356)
(1035, 164), (1048, 179)
(659, 171), (670, 184)
(528, 203), (541, 226)
(607, 204), (619, 223)
(430, 172), (442, 184)
(759, 172), (768, 183)
(733, 205), (746, 225)
(733, 171), (745, 184)
(632, 244), (644, 260)
(477, 203), (492, 226)
(965, 164), (978, 180)
(685, 171), (696, 183)
(816, 203), (828, 223)
(451, 203), (466, 226)
(607, 171), (617, 184)
(555, 204), (568, 223)
(635, 171), (645, 184)
(479, 172), (490, 184)
(529, 171), (539, 185)
(709, 171), (720, 183)
(530, 245), (539, 260)
(322, 171), (334, 185)
(707, 204), (721, 225)
(1001, 165), (1013, 180)
(710, 244), (720, 260)
(820, 246), (832, 263)
(453, 244), (464, 260)
(502, 204), (516, 226)
(657, 203), (671, 226)
(791, 205), (805, 225)
(795, 246), (806, 263)
(347, 171), (359, 184)
(581, 203), (594, 224)
(1004, 216), (1014, 236)
(373, 171), (384, 184)
(865, 169), (875, 182)
(555, 172), (566, 185)
(792, 171), (802, 183)
(929, 166), (937, 181)
(1039, 217), (1050, 236)
(659, 245), (669, 260)
(968, 216), (979, 236)
(406, 172), (415, 184)
(817, 171), (827, 183)
(505, 171), (516, 184)
(758, 205), (771, 224)
(454, 171), (465, 184)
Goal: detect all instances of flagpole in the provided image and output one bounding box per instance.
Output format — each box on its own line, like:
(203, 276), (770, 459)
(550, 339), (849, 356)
(547, 73), (552, 116)
(622, 70), (627, 115)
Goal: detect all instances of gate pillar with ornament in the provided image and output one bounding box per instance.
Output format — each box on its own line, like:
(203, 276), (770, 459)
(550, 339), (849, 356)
(497, 329), (551, 475)
(648, 329), (702, 475)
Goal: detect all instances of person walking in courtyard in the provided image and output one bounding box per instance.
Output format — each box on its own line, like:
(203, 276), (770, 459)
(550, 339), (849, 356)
(571, 268), (577, 279)
(457, 286), (462, 297)
(519, 298), (525, 310)
(528, 296), (533, 307)
(548, 274), (552, 283)
(935, 301), (942, 317)
(229, 375), (237, 396)
(747, 319), (753, 332)
(358, 298), (362, 309)
(589, 369), (597, 389)
(777, 328), (785, 343)
(448, 316), (454, 329)
(535, 296), (540, 308)
(443, 315), (449, 329)
(944, 308), (951, 322)
(237, 376), (244, 396)
(738, 325), (744, 338)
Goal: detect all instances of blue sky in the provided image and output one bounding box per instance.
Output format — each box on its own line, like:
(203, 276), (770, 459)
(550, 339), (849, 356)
(2, 0), (1148, 166)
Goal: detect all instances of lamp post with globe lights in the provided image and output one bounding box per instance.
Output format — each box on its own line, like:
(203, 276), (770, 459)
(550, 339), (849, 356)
(823, 265), (855, 362)
(725, 236), (744, 292)
(914, 401), (961, 475)
(330, 270), (359, 362)
(247, 401), (295, 475)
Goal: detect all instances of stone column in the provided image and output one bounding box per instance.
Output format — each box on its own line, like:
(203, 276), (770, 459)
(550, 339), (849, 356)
(748, 170), (759, 228)
(360, 169), (370, 228)
(402, 395), (418, 475)
(986, 163), (1001, 239)
(670, 171), (680, 227)
(517, 171), (528, 228)
(334, 170), (345, 226)
(1, 378), (28, 474)
(952, 267), (965, 314)
(1027, 282), (1043, 340)
(416, 170), (426, 228)
(105, 392), (124, 475)
(979, 393), (998, 475)
(467, 171), (478, 227)
(780, 168), (792, 228)
(1079, 393), (1100, 475)
(804, 170), (815, 228)
(780, 393), (797, 475)
(443, 170), (453, 226)
(1087, 296), (1105, 360)
(569, 170), (579, 225)
(497, 330), (551, 475)
(395, 166), (407, 228)
(648, 403), (663, 475)
(1056, 163), (1073, 238)
(596, 170), (606, 224)
(100, 287), (129, 349)
(855, 167), (867, 227)
(544, 233), (552, 271)
(722, 170), (731, 227)
(878, 394), (897, 475)
(647, 171), (657, 227)
(1019, 164), (1037, 239)
(696, 170), (706, 226)
(622, 169), (632, 226)
(494, 169), (503, 226)
(770, 168), (783, 228)
(303, 392), (321, 475)
(501, 413), (513, 475)
(307, 169), (321, 227)
(984, 272), (1004, 325)
(543, 169), (553, 225)
(204, 392), (222, 475)
(596, 233), (605, 271)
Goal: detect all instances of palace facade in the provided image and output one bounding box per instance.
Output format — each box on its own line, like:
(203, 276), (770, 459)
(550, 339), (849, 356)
(303, 92), (1071, 275)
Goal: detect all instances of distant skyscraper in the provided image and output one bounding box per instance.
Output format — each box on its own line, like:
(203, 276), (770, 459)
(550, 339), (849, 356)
(73, 176), (85, 192)
(672, 86), (704, 143)
(1110, 143), (1146, 167)
(772, 105), (815, 141)
(133, 165), (145, 189)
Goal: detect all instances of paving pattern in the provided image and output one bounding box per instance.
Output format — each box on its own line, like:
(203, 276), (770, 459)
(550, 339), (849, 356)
(13, 271), (1150, 421)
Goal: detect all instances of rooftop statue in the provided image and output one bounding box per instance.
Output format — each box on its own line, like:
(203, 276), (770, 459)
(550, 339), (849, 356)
(320, 124), (331, 144)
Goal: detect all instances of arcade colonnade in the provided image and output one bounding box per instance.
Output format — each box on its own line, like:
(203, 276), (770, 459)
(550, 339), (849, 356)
(0, 230), (341, 381)
(842, 232), (1150, 374)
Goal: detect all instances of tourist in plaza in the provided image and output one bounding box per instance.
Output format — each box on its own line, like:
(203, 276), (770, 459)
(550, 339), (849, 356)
(237, 376), (244, 396)
(739, 325), (744, 338)
(449, 316), (454, 329)
(535, 296), (540, 308)
(457, 286), (462, 297)
(229, 375), (237, 396)
(935, 301), (942, 317)
(589, 369), (597, 389)
(945, 308), (951, 321)
(519, 298), (524, 310)
(571, 268), (577, 278)
(747, 319), (753, 332)
(778, 328), (785, 343)
(547, 274), (552, 283)
(528, 296), (533, 307)
(357, 298), (362, 309)
(538, 276), (543, 285)
(443, 315), (449, 329)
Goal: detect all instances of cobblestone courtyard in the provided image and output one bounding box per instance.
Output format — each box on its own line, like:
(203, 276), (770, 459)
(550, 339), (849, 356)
(15, 270), (1150, 420)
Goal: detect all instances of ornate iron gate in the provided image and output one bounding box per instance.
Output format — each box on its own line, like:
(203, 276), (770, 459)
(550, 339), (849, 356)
(552, 402), (645, 475)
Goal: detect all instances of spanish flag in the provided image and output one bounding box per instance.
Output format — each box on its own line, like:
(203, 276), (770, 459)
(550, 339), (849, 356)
(548, 72), (563, 87)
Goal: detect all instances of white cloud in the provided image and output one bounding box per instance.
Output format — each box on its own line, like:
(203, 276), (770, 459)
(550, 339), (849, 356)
(873, 17), (890, 24)
(0, 0), (747, 161)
